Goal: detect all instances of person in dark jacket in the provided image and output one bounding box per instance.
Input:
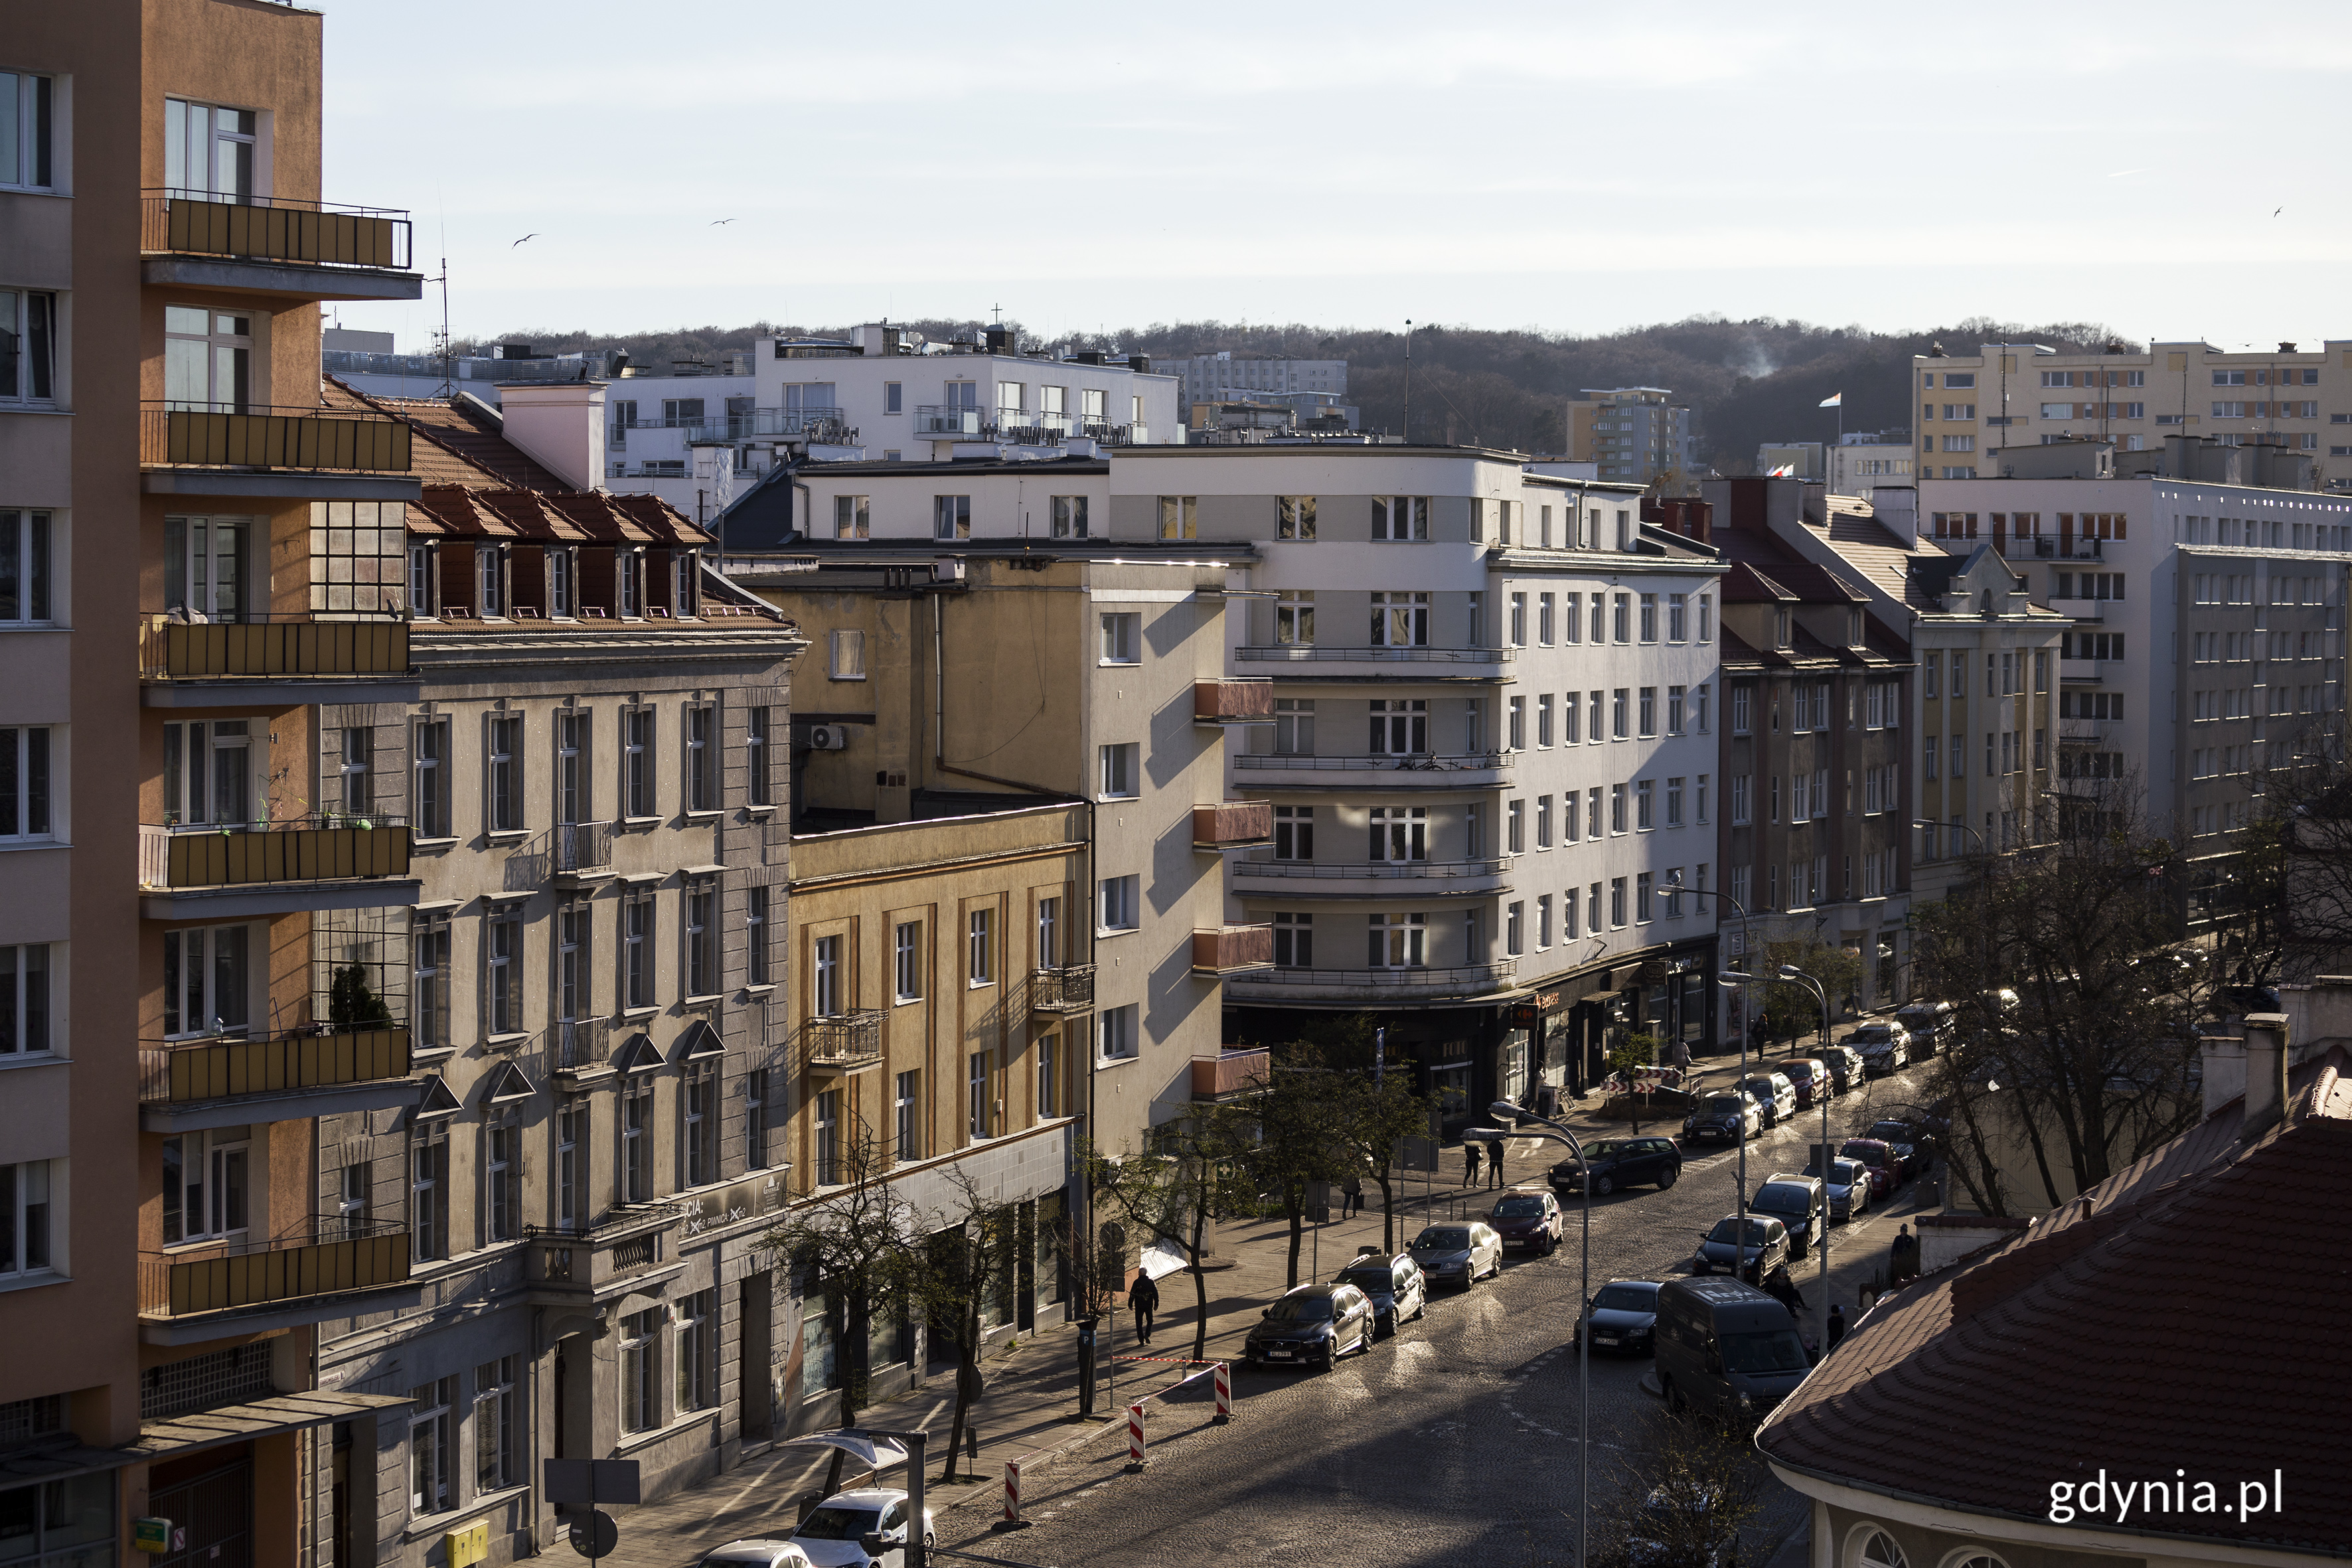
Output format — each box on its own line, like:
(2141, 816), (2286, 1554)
(1763, 1264), (1806, 1315)
(1341, 1174), (1364, 1217)
(1889, 1222), (1921, 1286)
(1825, 1302), (1846, 1351)
(1128, 1269), (1160, 1346)
(1464, 1142), (1482, 1186)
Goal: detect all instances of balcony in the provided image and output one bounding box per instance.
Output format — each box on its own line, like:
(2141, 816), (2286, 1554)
(139, 611), (418, 706)
(139, 817), (420, 919)
(1224, 961), (1518, 1004)
(555, 822), (616, 880)
(1031, 965), (1097, 1013)
(139, 1217), (415, 1342)
(1192, 925), (1275, 977)
(524, 1173), (783, 1305)
(804, 1010), (885, 1074)
(139, 1025), (415, 1133)
(674, 408), (854, 445)
(1192, 1048), (1271, 1103)
(1231, 751), (1515, 788)
(915, 407), (988, 437)
(1234, 645), (1515, 672)
(548, 1018), (614, 1085)
(1233, 855), (1514, 897)
(2029, 536), (2105, 560)
(141, 403), (420, 503)
(1194, 680), (1275, 727)
(141, 192), (422, 301)
(1193, 801), (1273, 850)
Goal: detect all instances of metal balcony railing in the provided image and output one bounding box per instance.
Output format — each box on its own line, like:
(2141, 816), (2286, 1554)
(1031, 965), (1096, 1011)
(551, 1018), (613, 1075)
(1233, 751), (1512, 773)
(141, 191), (413, 271)
(1231, 961), (1519, 994)
(140, 817), (413, 890)
(138, 1024), (411, 1105)
(804, 1010), (884, 1070)
(552, 822), (615, 875)
(1235, 645), (1516, 664)
(140, 1215), (410, 1317)
(142, 403), (414, 473)
(2031, 536), (2106, 560)
(678, 409), (852, 442)
(914, 407), (988, 437)
(139, 609), (410, 680)
(1234, 855), (1512, 881)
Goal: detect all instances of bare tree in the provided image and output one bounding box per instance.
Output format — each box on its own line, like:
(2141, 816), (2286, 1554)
(758, 1125), (921, 1415)
(1585, 1415), (1773, 1568)
(903, 1165), (1026, 1482)
(1331, 1065), (1435, 1254)
(1082, 1105), (1258, 1362)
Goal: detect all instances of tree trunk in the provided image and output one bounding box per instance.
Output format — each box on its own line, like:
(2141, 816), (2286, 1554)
(1188, 1198), (1210, 1362)
(1373, 1164), (1397, 1253)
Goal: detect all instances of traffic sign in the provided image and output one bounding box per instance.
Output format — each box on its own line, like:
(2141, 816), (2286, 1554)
(567, 1512), (617, 1560)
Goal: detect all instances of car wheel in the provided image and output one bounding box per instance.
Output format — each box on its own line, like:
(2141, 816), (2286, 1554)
(1657, 1163), (1678, 1190)
(1594, 1174), (1616, 1196)
(1541, 1234), (1557, 1257)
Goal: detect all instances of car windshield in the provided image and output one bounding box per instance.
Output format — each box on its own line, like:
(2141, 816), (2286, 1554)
(1577, 1140), (1624, 1158)
(1721, 1328), (1810, 1374)
(1853, 1026), (1891, 1042)
(1592, 1285), (1656, 1312)
(1492, 1196), (1547, 1217)
(1334, 1267), (1391, 1293)
(1707, 1217), (1774, 1245)
(1784, 1062), (1814, 1079)
(1701, 1096), (1745, 1115)
(797, 1508), (880, 1541)
(1869, 1123), (1913, 1143)
(1753, 1186), (1809, 1213)
(1265, 1294), (1335, 1321)
(1840, 1142), (1881, 1162)
(1415, 1228), (1470, 1250)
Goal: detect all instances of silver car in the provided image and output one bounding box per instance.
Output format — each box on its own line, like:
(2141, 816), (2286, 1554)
(1807, 1155), (1871, 1221)
(1407, 1221), (1502, 1289)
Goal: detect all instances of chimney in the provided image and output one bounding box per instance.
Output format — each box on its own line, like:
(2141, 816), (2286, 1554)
(2240, 1012), (2290, 1139)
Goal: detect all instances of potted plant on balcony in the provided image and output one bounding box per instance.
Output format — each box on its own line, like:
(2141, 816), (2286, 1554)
(329, 965), (393, 1033)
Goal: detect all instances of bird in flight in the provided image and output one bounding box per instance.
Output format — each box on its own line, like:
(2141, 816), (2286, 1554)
(712, 218), (738, 226)
(512, 234), (538, 246)
(2275, 206), (2284, 216)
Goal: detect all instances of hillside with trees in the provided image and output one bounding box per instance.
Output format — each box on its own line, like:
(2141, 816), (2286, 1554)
(460, 313), (2127, 477)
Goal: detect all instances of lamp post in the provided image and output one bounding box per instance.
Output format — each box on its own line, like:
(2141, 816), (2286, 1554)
(1651, 872), (1763, 1281)
(1764, 965), (1834, 1345)
(1478, 1102), (1592, 1568)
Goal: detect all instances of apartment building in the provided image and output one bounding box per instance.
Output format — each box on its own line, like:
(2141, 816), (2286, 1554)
(1917, 437), (2352, 924)
(1562, 388), (1697, 487)
(0, 9), (445, 1568)
(1086, 447), (1727, 1120)
(1915, 338), (2352, 489)
(1756, 432), (1914, 493)
(1161, 353), (1356, 430)
(720, 455), (1243, 1157)
(1687, 480), (1921, 1025)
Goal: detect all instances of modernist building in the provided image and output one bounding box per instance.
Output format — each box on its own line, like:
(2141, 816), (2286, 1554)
(1561, 388), (1698, 488)
(1755, 432), (1914, 493)
(1159, 353), (1357, 430)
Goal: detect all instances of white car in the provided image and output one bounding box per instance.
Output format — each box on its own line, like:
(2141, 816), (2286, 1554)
(698, 1543), (814, 1568)
(789, 1491), (935, 1568)
(1407, 1220), (1503, 1289)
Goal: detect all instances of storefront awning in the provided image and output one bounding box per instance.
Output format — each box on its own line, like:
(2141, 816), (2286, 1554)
(129, 1391), (414, 1464)
(0, 1441), (150, 1486)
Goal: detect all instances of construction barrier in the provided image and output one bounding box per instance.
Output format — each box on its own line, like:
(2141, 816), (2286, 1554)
(1212, 1360), (1232, 1421)
(1002, 1458), (1022, 1524)
(1127, 1403), (1146, 1467)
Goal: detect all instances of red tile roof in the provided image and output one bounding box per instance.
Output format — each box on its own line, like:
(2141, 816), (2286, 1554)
(1758, 1046), (2352, 1557)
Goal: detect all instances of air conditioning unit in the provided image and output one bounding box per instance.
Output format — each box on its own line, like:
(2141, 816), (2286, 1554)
(933, 558), (966, 582)
(795, 724), (851, 751)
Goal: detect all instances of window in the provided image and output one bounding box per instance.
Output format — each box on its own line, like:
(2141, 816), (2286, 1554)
(812, 1087), (841, 1186)
(620, 1079), (654, 1203)
(410, 913), (450, 1050)
(0, 71), (54, 192)
(620, 1309), (661, 1432)
(1370, 805), (1427, 861)
(617, 548), (645, 617)
(686, 884), (716, 996)
(1098, 874), (1139, 933)
(682, 1065), (716, 1186)
(1698, 593), (1713, 641)
(163, 924), (246, 1038)
(1277, 496), (1316, 539)
(1370, 591), (1430, 647)
(471, 1357), (518, 1494)
(1505, 902), (1524, 957)
(0, 725), (50, 842)
(163, 304), (248, 413)
(1609, 877), (1627, 927)
(1036, 898), (1061, 969)
(1273, 805), (1314, 860)
(623, 894), (654, 1010)
(1588, 592), (1607, 643)
(828, 628), (866, 680)
(1050, 495), (1088, 538)
(1036, 1032), (1058, 1117)
(554, 1100), (584, 1227)
(744, 706), (771, 808)
(1636, 779), (1656, 830)
(1639, 593), (1658, 643)
(813, 933), (842, 1016)
(1098, 742), (1138, 799)
(686, 706), (714, 811)
(1368, 913), (1427, 968)
(1372, 496), (1429, 540)
(1099, 612), (1139, 663)
(967, 908), (994, 986)
(1536, 694), (1554, 747)
(1275, 591), (1314, 646)
(933, 495), (972, 540)
(830, 494), (870, 540)
(0, 1160), (52, 1279)
(1610, 783), (1627, 834)
(410, 1123), (449, 1261)
(1612, 593), (1630, 643)
(896, 921), (922, 1001)
(1099, 1004), (1138, 1060)
(1638, 686), (1657, 736)
(1272, 911), (1312, 967)
(1666, 777), (1684, 827)
(1731, 773), (1751, 825)
(1731, 687), (1752, 735)
(1507, 799), (1525, 853)
(967, 1051), (992, 1139)
(1535, 795), (1553, 848)
(1370, 698), (1429, 754)
(0, 510), (52, 624)
(1612, 688), (1630, 739)
(477, 714), (520, 833)
(1157, 496), (1198, 540)
(1508, 697), (1526, 751)
(1563, 691), (1582, 745)
(1536, 593), (1555, 646)
(485, 906), (523, 1035)
(483, 1108), (520, 1244)
(1666, 593), (1687, 641)
(410, 1375), (455, 1515)
(896, 1071), (921, 1160)
(0, 943), (48, 1058)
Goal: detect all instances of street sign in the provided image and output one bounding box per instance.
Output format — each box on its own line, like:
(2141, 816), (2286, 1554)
(544, 1458), (641, 1507)
(131, 1520), (171, 1555)
(567, 1513), (617, 1560)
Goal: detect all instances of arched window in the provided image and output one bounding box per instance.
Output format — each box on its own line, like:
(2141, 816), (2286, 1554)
(1856, 1531), (1908, 1568)
(1945, 1557), (2007, 1568)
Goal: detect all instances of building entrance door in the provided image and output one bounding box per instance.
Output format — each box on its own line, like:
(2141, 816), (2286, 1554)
(150, 1452), (251, 1568)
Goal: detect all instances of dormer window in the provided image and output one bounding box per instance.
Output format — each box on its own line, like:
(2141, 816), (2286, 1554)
(1848, 608), (1864, 647)
(406, 542), (435, 617)
(550, 547), (576, 617)
(617, 549), (643, 617)
(672, 551), (698, 617)
(1773, 608), (1792, 648)
(477, 543), (507, 617)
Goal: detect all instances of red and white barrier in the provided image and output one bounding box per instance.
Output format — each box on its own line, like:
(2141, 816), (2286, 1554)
(1127, 1402), (1147, 1466)
(1212, 1360), (1231, 1421)
(1002, 1458), (1022, 1524)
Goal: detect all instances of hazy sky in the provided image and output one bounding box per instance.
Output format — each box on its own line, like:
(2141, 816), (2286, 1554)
(321, 0), (2352, 353)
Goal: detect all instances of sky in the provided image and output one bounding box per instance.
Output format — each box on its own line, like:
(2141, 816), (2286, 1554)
(320, 0), (2352, 353)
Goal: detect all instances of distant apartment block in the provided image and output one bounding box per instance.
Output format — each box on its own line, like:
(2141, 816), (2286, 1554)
(1757, 431), (1914, 492)
(1564, 388), (1697, 485)
(1164, 351), (1349, 415)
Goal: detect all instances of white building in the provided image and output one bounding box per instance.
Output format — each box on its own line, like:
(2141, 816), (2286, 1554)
(1162, 352), (1353, 424)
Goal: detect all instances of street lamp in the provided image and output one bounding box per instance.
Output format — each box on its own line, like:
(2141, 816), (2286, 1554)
(1482, 1100), (1593, 1568)
(1768, 965), (1834, 1346)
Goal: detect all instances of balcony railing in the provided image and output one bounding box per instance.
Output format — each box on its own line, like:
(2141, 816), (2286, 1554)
(1032, 965), (1096, 1011)
(1193, 801), (1273, 849)
(553, 822), (615, 876)
(139, 1025), (411, 1105)
(1233, 751), (1512, 773)
(1229, 961), (1519, 996)
(672, 409), (851, 442)
(139, 610), (410, 680)
(551, 1018), (613, 1075)
(1192, 925), (1275, 975)
(1192, 1049), (1271, 1102)
(1235, 855), (1512, 882)
(1195, 680), (1275, 725)
(141, 192), (413, 271)
(915, 407), (988, 437)
(804, 1010), (884, 1071)
(2030, 536), (2106, 560)
(140, 1216), (410, 1318)
(1235, 645), (1515, 664)
(140, 817), (414, 890)
(911, 408), (1137, 446)
(142, 404), (414, 473)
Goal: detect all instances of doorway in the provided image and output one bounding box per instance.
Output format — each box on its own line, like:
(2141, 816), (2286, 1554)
(150, 1450), (252, 1568)
(739, 1273), (774, 1443)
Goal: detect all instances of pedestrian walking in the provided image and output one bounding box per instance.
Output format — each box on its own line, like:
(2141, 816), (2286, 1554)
(1486, 1140), (1506, 1189)
(1826, 1302), (1845, 1352)
(1764, 1263), (1806, 1314)
(1342, 1173), (1364, 1218)
(1128, 1268), (1159, 1346)
(1889, 1222), (1921, 1287)
(1463, 1141), (1482, 1186)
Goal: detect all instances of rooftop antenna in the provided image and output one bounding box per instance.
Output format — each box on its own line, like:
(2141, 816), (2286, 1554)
(1403, 319), (1414, 443)
(429, 256), (453, 397)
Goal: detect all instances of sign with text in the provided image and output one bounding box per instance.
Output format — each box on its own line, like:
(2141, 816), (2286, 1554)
(543, 1458), (641, 1507)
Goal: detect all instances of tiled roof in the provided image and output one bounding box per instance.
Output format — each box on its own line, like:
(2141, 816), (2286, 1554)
(323, 376), (576, 493)
(1758, 1046), (2352, 1557)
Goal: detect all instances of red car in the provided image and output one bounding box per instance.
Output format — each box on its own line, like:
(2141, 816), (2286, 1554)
(1487, 1187), (1563, 1254)
(1837, 1138), (1900, 1200)
(1780, 1057), (1831, 1110)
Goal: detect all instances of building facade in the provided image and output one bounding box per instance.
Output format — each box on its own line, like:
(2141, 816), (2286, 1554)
(1563, 388), (1697, 488)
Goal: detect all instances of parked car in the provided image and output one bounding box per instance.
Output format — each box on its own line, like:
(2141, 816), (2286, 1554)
(1838, 1137), (1901, 1199)
(1863, 1121), (1928, 1179)
(789, 1493), (935, 1568)
(1407, 1221), (1502, 1289)
(1819, 1044), (1867, 1095)
(1804, 1153), (1871, 1220)
(1573, 1279), (1664, 1355)
(1780, 1056), (1832, 1109)
(1894, 1001), (1956, 1056)
(1848, 1022), (1911, 1075)
(1549, 1135), (1683, 1196)
(1331, 1251), (1425, 1335)
(2129, 949), (2202, 995)
(1749, 1176), (1826, 1259)
(1488, 1187), (1564, 1253)
(1654, 1278), (1814, 1421)
(698, 1542), (813, 1568)
(1739, 1071), (1798, 1126)
(1690, 1214), (1789, 1283)
(1682, 1093), (1763, 1145)
(1245, 1282), (1375, 1369)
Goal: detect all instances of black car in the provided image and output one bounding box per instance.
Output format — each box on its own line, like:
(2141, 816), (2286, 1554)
(1549, 1136), (1683, 1196)
(1245, 1283), (1375, 1370)
(1749, 1177), (1826, 1259)
(1682, 1094), (1761, 1146)
(1573, 1279), (1663, 1355)
(1331, 1253), (1426, 1335)
(1690, 1214), (1789, 1283)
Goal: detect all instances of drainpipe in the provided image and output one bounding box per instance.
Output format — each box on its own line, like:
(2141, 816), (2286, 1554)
(928, 585), (1060, 796)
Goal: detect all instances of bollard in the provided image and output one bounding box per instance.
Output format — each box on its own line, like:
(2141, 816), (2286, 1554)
(1212, 1360), (1232, 1423)
(1001, 1458), (1022, 1526)
(1125, 1402), (1147, 1469)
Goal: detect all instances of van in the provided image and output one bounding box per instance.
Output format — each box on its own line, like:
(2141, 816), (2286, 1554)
(1653, 1277), (1814, 1419)
(1893, 1000), (1956, 1056)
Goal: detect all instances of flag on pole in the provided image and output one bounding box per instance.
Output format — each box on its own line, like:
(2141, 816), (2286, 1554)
(1767, 464), (1795, 477)
(1818, 392), (1843, 408)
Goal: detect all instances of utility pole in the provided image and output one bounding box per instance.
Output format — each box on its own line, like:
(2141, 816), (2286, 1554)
(1402, 319), (1413, 443)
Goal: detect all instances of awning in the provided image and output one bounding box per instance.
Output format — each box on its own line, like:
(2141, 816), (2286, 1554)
(128, 1391), (414, 1463)
(0, 1441), (150, 1486)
